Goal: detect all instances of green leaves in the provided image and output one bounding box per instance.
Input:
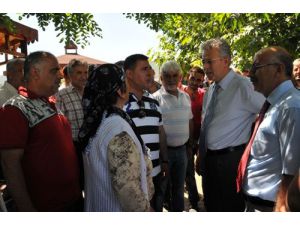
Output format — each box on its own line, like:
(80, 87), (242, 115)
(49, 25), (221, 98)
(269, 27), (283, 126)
(127, 13), (300, 73)
(19, 13), (102, 48)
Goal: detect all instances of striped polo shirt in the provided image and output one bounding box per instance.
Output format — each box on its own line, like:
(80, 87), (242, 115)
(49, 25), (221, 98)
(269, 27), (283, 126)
(124, 92), (162, 177)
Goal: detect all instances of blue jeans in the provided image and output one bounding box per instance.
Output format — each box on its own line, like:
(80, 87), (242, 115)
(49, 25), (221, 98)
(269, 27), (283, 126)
(166, 145), (188, 212)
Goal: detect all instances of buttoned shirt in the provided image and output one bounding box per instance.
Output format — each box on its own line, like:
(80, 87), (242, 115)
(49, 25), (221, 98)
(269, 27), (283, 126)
(0, 81), (18, 106)
(153, 87), (193, 147)
(243, 80), (300, 201)
(202, 70), (265, 150)
(55, 86), (84, 141)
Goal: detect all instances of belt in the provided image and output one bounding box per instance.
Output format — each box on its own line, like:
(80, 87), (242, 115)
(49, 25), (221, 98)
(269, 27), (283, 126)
(168, 144), (185, 150)
(207, 144), (246, 155)
(244, 194), (275, 208)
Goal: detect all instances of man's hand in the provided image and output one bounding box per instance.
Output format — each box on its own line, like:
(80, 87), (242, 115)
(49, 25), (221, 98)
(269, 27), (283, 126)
(195, 153), (201, 176)
(161, 161), (169, 177)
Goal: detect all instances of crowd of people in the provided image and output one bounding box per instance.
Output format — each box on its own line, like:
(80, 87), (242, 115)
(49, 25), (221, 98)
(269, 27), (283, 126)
(0, 38), (299, 212)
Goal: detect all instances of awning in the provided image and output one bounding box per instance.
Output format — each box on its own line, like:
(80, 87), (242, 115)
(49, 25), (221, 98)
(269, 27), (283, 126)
(57, 53), (107, 67)
(0, 20), (38, 64)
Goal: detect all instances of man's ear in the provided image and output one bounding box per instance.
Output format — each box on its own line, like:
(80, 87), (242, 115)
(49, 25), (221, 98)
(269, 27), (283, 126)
(116, 88), (122, 97)
(117, 88), (127, 100)
(223, 56), (230, 67)
(126, 69), (133, 80)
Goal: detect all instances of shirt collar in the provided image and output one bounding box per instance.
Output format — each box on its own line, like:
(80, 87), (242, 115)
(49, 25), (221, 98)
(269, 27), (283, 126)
(267, 80), (294, 106)
(217, 69), (235, 91)
(160, 85), (183, 97)
(129, 90), (149, 101)
(19, 86), (56, 105)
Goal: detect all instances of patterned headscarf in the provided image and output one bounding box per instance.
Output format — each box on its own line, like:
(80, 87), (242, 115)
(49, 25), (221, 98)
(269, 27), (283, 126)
(78, 64), (145, 153)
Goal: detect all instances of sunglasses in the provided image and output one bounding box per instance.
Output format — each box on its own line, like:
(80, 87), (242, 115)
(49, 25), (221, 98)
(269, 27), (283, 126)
(137, 100), (146, 118)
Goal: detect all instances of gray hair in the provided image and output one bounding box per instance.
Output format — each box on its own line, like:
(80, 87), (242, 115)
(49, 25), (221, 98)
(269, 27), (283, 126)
(67, 59), (88, 75)
(293, 58), (300, 65)
(200, 38), (232, 60)
(160, 60), (182, 76)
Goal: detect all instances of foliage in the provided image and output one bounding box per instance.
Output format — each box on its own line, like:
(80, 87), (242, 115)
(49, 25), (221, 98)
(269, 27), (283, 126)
(0, 13), (102, 48)
(126, 13), (300, 73)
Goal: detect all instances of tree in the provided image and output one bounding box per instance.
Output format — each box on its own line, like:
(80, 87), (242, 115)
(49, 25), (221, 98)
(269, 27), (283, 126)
(0, 13), (102, 48)
(126, 13), (300, 72)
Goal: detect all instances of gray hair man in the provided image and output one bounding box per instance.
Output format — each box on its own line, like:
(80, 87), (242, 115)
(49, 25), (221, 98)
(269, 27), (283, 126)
(196, 38), (265, 211)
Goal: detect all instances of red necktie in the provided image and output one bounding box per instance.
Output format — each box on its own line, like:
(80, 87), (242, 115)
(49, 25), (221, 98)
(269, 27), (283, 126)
(236, 101), (270, 192)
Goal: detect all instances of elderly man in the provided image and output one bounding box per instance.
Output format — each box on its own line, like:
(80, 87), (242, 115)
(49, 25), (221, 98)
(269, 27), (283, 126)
(237, 46), (300, 212)
(197, 38), (265, 212)
(153, 60), (193, 212)
(56, 59), (88, 142)
(292, 58), (300, 89)
(56, 59), (88, 189)
(0, 51), (82, 211)
(0, 58), (25, 105)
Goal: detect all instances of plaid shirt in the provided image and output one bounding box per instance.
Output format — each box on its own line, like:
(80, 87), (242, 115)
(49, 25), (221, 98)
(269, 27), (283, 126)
(56, 86), (83, 141)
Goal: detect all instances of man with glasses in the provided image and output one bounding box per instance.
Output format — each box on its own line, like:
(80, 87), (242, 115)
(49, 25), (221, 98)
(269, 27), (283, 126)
(124, 54), (168, 212)
(196, 38), (265, 211)
(238, 46), (300, 211)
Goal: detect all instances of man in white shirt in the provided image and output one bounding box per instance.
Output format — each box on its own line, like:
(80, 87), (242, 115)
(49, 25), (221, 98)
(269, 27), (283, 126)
(0, 58), (25, 106)
(197, 38), (265, 211)
(153, 61), (193, 212)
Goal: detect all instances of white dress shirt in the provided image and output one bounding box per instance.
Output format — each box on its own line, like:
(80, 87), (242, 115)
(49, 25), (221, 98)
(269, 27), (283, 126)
(202, 70), (265, 150)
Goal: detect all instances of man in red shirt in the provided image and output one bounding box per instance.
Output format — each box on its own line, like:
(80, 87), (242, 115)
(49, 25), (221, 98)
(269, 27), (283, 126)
(0, 51), (82, 211)
(182, 66), (205, 211)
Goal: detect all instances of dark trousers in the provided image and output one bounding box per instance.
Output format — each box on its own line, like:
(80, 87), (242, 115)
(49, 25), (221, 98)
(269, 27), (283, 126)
(185, 152), (200, 208)
(167, 145), (188, 212)
(203, 146), (245, 212)
(150, 172), (167, 212)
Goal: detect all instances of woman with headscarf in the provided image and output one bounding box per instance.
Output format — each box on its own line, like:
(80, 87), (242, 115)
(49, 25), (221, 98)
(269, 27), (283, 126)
(78, 64), (153, 212)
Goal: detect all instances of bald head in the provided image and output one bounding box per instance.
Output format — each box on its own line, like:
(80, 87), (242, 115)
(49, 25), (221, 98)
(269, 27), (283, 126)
(6, 58), (25, 90)
(254, 46), (293, 78)
(250, 46), (292, 97)
(24, 51), (61, 97)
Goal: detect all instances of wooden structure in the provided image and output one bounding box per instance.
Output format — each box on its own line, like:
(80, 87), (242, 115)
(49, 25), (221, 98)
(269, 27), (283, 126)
(0, 20), (38, 65)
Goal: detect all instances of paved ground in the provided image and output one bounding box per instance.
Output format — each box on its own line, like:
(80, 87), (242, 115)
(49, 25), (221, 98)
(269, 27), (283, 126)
(184, 173), (206, 212)
(163, 172), (206, 212)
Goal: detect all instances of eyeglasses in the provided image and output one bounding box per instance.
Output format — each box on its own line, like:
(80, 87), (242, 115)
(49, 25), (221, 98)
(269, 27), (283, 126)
(201, 57), (222, 65)
(137, 100), (146, 118)
(250, 63), (280, 75)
